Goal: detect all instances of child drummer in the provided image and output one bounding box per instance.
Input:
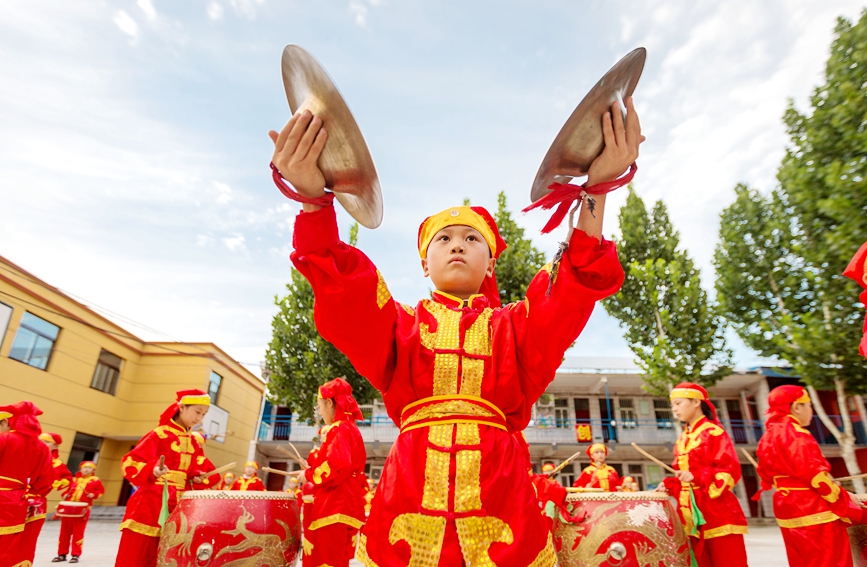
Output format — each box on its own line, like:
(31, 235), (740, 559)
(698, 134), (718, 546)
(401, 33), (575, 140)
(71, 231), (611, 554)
(268, 95), (639, 564)
(230, 461), (266, 491)
(756, 385), (866, 567)
(53, 461), (105, 563)
(114, 390), (216, 567)
(657, 382), (748, 567)
(573, 443), (619, 492)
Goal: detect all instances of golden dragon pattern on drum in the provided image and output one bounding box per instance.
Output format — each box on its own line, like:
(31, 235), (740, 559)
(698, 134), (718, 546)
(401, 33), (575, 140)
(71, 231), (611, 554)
(214, 506), (297, 567)
(157, 511), (204, 566)
(555, 501), (688, 567)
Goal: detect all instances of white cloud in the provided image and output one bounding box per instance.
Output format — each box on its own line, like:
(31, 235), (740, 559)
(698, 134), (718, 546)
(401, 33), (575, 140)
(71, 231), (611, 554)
(113, 10), (138, 41)
(137, 0), (157, 22)
(350, 1), (368, 27)
(223, 234), (246, 252)
(214, 181), (233, 204)
(196, 235), (214, 246)
(228, 0), (265, 19)
(207, 1), (224, 21)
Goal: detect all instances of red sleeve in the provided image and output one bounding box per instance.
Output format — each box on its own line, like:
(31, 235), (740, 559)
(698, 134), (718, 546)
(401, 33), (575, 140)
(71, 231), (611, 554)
(608, 469), (621, 492)
(28, 442), (55, 498)
(53, 462), (73, 493)
(189, 445), (216, 489)
(572, 469), (592, 488)
(89, 478), (105, 499)
(694, 429), (742, 500)
(304, 422), (355, 488)
(121, 431), (161, 487)
(509, 230), (624, 400)
(290, 206), (399, 391)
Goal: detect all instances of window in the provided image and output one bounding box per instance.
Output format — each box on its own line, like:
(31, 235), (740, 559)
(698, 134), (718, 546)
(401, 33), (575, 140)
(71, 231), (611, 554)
(208, 371), (222, 405)
(653, 399), (674, 429)
(90, 350), (123, 395)
(554, 398), (570, 428)
(67, 432), (102, 474)
(9, 312), (59, 370)
(0, 302), (12, 351)
(619, 398), (638, 429)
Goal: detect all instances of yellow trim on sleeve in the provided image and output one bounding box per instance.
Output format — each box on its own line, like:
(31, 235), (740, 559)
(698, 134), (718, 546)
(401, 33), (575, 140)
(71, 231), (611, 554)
(119, 519), (160, 537)
(308, 513), (365, 531)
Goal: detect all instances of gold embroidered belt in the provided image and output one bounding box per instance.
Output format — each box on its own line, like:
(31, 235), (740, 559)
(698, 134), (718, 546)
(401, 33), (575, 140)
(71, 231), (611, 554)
(773, 475), (811, 496)
(156, 470), (188, 488)
(400, 395), (507, 433)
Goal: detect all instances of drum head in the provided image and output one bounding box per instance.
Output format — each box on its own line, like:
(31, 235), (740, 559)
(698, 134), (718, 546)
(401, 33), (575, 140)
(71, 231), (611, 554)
(530, 47), (646, 202)
(281, 45), (383, 229)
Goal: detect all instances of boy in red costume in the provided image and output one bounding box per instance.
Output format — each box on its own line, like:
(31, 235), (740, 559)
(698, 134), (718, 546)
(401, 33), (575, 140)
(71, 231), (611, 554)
(0, 402), (54, 567)
(658, 383), (748, 567)
(292, 378), (367, 567)
(53, 461), (105, 563)
(40, 432), (73, 493)
(114, 390), (216, 567)
(756, 385), (866, 567)
(231, 461), (267, 491)
(269, 94), (639, 565)
(573, 443), (619, 492)
(217, 471), (237, 490)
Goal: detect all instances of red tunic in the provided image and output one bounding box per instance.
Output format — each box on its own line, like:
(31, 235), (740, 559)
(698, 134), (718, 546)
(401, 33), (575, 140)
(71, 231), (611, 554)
(230, 475), (266, 491)
(290, 205), (623, 567)
(572, 463), (620, 492)
(51, 452), (73, 494)
(757, 414), (864, 567)
(117, 418), (215, 538)
(662, 417), (748, 539)
(63, 473), (105, 505)
(304, 420), (367, 531)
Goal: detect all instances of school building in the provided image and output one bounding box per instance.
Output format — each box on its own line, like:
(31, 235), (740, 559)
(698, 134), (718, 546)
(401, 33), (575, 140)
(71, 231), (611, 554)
(0, 254), (266, 510)
(256, 356), (867, 517)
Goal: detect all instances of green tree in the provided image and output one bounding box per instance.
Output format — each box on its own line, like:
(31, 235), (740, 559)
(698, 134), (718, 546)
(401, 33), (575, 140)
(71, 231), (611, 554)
(716, 13), (867, 492)
(493, 191), (546, 304)
(264, 222), (376, 423)
(605, 188), (732, 395)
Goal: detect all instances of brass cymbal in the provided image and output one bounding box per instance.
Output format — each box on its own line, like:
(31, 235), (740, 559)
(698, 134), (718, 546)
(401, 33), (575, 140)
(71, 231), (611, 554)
(281, 45), (383, 229)
(530, 47), (646, 202)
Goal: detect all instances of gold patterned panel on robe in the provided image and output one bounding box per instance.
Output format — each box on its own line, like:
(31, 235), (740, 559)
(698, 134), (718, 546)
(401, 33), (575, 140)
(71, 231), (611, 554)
(422, 424), (452, 511)
(454, 516), (514, 567)
(388, 513), (448, 567)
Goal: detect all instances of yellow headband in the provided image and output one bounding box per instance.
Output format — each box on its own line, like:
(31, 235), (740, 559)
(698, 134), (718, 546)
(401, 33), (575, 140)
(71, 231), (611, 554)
(670, 388), (705, 401)
(179, 395), (211, 407)
(589, 443), (607, 454)
(794, 391), (811, 404)
(245, 461), (259, 470)
(0, 411), (11, 421)
(418, 207), (497, 259)
(38, 433), (54, 443)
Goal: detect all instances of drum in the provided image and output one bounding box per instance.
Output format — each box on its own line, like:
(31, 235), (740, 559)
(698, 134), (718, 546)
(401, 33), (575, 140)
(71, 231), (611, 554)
(55, 501), (88, 518)
(849, 493), (867, 567)
(157, 490), (301, 567)
(553, 491), (689, 567)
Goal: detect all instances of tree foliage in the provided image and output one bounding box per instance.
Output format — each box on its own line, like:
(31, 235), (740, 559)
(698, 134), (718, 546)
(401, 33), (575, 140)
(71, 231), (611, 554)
(265, 223), (376, 422)
(493, 191), (546, 304)
(605, 187), (732, 395)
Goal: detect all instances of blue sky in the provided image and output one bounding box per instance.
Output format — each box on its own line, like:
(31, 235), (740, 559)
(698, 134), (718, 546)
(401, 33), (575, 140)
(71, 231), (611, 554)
(1, 0), (864, 377)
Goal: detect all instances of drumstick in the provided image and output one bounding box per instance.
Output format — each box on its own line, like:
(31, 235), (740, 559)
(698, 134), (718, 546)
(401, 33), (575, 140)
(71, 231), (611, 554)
(287, 442), (305, 463)
(276, 445), (306, 466)
(835, 472), (867, 482)
(740, 448), (760, 469)
(546, 449), (585, 477)
(201, 462), (237, 479)
(631, 443), (677, 474)
(262, 466), (305, 478)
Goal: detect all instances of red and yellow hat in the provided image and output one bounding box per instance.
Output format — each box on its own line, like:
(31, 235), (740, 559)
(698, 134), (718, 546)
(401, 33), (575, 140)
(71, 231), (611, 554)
(245, 461), (259, 470)
(160, 389), (210, 426)
(223, 471), (236, 480)
(541, 462), (556, 472)
(39, 432), (63, 445)
(318, 377), (363, 422)
(79, 461), (96, 470)
(767, 385), (811, 422)
(670, 382), (718, 422)
(586, 443), (608, 458)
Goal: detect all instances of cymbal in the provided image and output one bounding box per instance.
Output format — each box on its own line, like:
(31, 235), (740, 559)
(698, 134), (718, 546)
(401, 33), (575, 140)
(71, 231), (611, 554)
(281, 45), (383, 229)
(530, 47), (646, 202)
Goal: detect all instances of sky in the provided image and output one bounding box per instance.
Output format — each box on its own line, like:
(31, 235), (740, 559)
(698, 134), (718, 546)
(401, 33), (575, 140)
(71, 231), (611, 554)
(1, 0), (864, 379)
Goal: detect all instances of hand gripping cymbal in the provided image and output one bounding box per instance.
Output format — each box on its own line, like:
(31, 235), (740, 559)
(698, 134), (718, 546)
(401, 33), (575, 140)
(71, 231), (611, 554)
(281, 45), (383, 229)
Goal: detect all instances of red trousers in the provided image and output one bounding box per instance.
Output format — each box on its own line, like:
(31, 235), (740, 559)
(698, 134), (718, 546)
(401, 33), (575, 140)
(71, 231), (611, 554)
(20, 516), (46, 563)
(0, 528), (32, 567)
(303, 523), (354, 567)
(114, 529), (159, 567)
(781, 521), (854, 567)
(692, 533), (748, 567)
(58, 510), (91, 556)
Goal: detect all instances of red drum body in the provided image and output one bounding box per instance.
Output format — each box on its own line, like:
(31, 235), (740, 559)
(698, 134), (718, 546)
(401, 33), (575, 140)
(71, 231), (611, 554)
(554, 491), (689, 567)
(55, 501), (88, 518)
(849, 493), (867, 567)
(157, 490), (301, 567)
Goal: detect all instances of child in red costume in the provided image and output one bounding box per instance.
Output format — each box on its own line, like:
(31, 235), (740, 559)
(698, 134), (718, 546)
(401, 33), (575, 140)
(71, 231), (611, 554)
(269, 94), (639, 566)
(658, 383), (748, 567)
(230, 461), (267, 491)
(756, 385), (866, 567)
(40, 432), (73, 493)
(114, 389), (216, 567)
(53, 461), (105, 563)
(0, 402), (54, 567)
(291, 378), (367, 567)
(573, 443), (619, 492)
(217, 471), (237, 490)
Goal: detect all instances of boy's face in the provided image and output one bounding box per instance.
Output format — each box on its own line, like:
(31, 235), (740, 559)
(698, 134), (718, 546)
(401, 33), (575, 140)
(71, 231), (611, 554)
(178, 404), (209, 429)
(81, 466), (94, 476)
(422, 225), (495, 298)
(671, 398), (701, 423)
(245, 466), (257, 477)
(591, 450), (606, 463)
